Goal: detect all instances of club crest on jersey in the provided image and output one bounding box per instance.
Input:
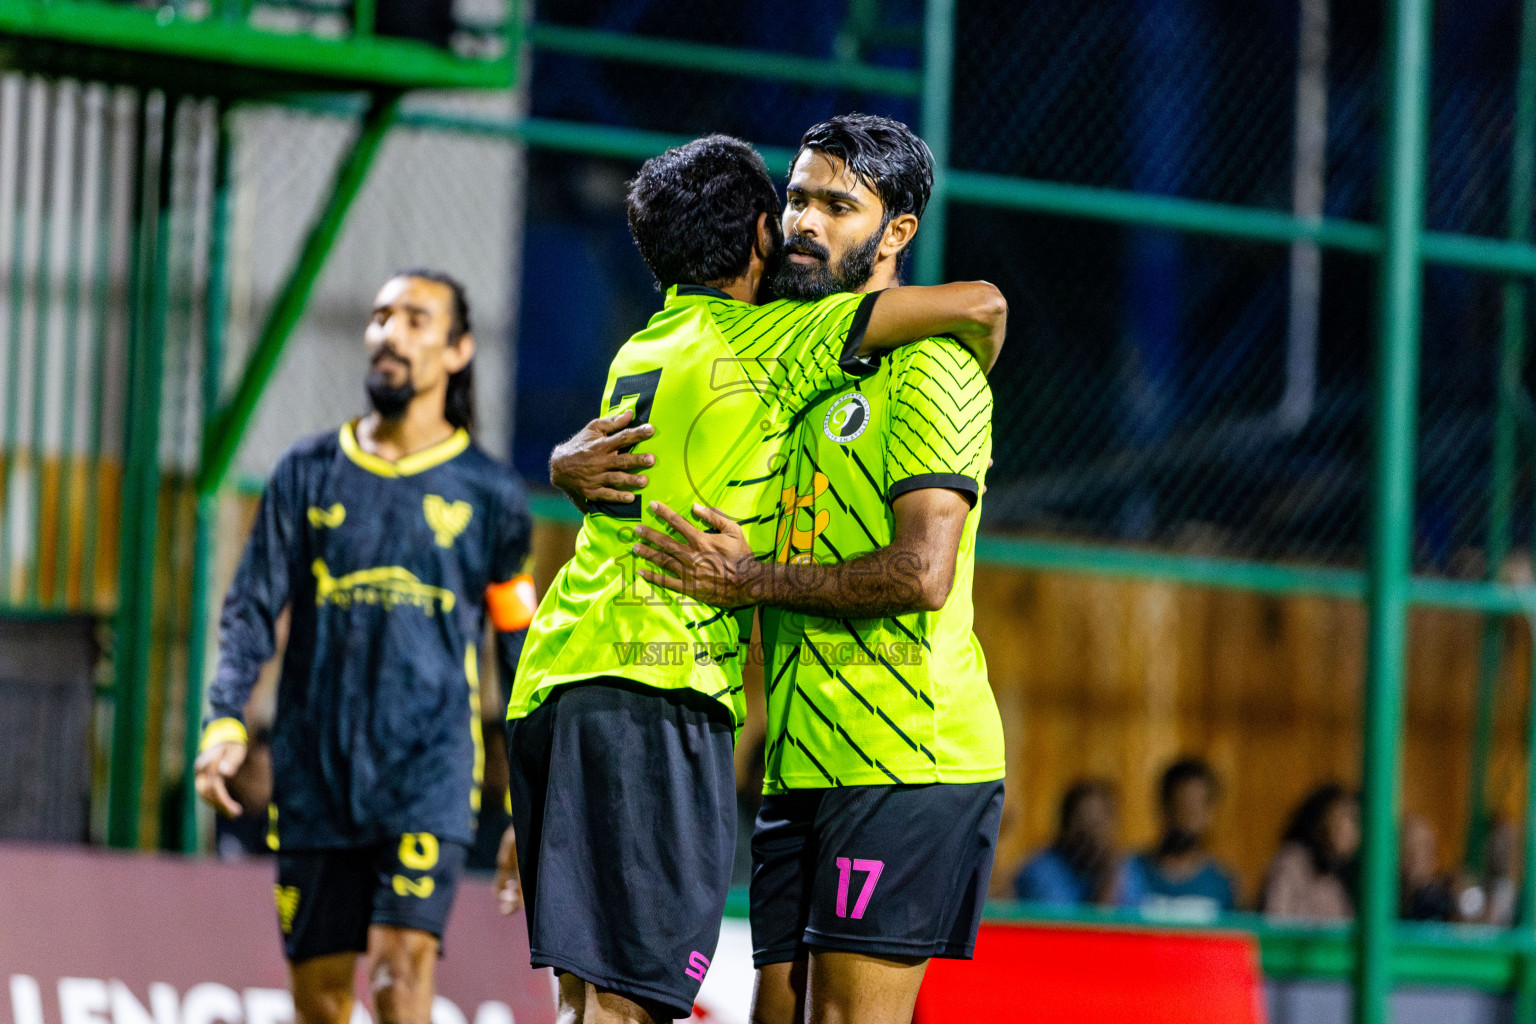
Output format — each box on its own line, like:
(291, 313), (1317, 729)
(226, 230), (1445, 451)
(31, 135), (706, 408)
(823, 393), (871, 444)
(424, 494), (473, 548)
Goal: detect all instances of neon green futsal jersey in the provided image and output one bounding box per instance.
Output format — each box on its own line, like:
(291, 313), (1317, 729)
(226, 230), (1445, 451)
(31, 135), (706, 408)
(761, 337), (1005, 792)
(510, 284), (879, 727)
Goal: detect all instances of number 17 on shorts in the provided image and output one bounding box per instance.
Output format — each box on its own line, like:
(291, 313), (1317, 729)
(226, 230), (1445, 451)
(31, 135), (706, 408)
(834, 858), (884, 920)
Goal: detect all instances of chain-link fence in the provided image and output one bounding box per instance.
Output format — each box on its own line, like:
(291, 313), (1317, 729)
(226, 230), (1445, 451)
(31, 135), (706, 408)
(223, 93), (522, 483)
(516, 0), (1536, 584)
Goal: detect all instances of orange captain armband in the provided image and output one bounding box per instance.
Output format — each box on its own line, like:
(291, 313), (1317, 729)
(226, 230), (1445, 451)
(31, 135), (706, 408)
(487, 573), (537, 632)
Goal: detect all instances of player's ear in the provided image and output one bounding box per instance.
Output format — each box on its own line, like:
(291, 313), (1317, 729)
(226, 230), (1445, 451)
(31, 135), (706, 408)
(754, 212), (775, 260)
(882, 213), (919, 260)
(444, 332), (476, 373)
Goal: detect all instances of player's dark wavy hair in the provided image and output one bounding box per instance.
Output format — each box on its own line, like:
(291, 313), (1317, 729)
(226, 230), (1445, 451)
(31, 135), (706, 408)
(396, 267), (474, 432)
(626, 135), (783, 290)
(793, 113), (935, 276)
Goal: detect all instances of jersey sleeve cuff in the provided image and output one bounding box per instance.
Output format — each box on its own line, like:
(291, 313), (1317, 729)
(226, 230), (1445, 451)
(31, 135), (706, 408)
(199, 717), (248, 752)
(888, 473), (980, 508)
(838, 291), (885, 378)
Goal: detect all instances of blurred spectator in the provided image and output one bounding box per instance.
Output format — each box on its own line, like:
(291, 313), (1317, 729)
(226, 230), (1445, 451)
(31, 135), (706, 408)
(1015, 780), (1142, 907)
(1126, 757), (1239, 919)
(1399, 813), (1454, 921)
(215, 727), (274, 861)
(1260, 784), (1360, 920)
(1455, 816), (1520, 926)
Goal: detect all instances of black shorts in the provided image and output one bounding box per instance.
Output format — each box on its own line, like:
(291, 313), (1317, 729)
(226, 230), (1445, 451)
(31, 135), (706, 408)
(506, 679), (737, 1021)
(275, 836), (467, 962)
(750, 781), (1004, 967)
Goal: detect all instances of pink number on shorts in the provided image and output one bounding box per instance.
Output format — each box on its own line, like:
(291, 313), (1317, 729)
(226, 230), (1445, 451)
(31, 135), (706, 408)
(834, 857), (885, 920)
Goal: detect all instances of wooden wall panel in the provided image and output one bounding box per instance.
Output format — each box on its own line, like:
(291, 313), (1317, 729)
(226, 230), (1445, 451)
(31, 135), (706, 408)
(975, 564), (1533, 904)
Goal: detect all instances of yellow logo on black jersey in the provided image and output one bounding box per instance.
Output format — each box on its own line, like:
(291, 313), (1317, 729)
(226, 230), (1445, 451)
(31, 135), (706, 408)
(313, 560), (456, 615)
(424, 495), (473, 548)
(307, 503), (346, 528)
(274, 884), (300, 933)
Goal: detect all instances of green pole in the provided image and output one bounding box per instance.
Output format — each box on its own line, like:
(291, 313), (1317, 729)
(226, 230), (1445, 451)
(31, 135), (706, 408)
(0, 81), (34, 602)
(526, 24), (921, 96)
(1356, 0), (1434, 1020)
(80, 86), (120, 611)
(354, 0), (376, 38)
(913, 0), (953, 287)
(181, 106), (231, 854)
(199, 90), (400, 494)
(108, 93), (177, 849)
(1519, 612), (1536, 1024)
(53, 84), (91, 608)
(26, 83), (58, 609)
(1468, 0), (1536, 875)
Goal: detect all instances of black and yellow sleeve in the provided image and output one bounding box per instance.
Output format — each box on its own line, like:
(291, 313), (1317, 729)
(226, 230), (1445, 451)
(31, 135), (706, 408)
(203, 452), (301, 740)
(885, 340), (993, 507)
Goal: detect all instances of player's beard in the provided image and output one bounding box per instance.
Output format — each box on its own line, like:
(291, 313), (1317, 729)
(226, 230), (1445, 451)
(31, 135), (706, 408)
(367, 352), (415, 420)
(772, 225), (882, 300)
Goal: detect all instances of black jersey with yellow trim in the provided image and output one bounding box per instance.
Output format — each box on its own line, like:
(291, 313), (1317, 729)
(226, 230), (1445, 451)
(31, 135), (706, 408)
(206, 421), (532, 849)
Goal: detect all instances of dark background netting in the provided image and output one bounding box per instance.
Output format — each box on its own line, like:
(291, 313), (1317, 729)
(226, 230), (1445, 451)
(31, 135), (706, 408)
(514, 0), (1536, 577)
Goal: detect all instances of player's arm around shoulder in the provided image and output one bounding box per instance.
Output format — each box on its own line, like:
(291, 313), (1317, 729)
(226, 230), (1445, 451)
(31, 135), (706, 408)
(627, 341), (989, 616)
(859, 281), (1008, 372)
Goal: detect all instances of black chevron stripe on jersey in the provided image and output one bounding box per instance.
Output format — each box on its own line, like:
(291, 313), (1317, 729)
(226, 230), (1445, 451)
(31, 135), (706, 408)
(807, 446), (880, 551)
(767, 641), (800, 697)
(839, 619), (935, 710)
(790, 734), (837, 785)
(793, 680), (879, 773)
(803, 640), (926, 761)
(893, 402), (989, 461)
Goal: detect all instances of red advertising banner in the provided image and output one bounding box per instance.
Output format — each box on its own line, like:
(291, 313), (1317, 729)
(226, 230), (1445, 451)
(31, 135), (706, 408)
(914, 921), (1266, 1024)
(0, 844), (556, 1024)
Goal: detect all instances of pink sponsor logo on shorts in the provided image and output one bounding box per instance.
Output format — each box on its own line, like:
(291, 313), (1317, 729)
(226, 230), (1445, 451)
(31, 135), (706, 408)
(685, 951), (710, 981)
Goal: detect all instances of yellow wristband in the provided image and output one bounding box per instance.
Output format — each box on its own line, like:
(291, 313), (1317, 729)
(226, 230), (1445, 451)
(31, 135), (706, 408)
(199, 717), (248, 753)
